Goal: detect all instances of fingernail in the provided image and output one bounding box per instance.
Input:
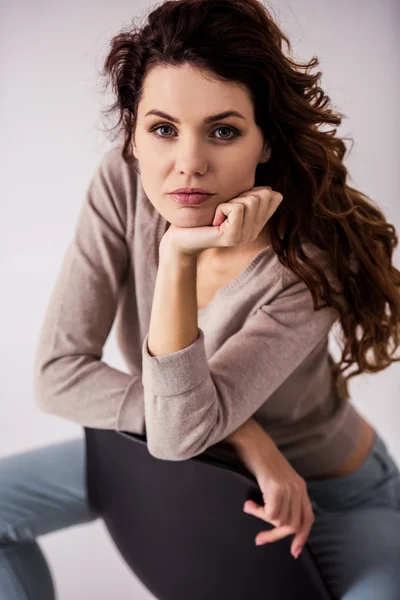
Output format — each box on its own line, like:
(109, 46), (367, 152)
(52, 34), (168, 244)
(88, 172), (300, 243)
(294, 546), (303, 559)
(255, 539), (264, 546)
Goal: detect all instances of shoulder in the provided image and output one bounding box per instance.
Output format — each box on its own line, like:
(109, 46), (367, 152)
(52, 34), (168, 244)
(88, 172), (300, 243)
(280, 239), (342, 292)
(274, 239), (347, 322)
(87, 146), (140, 232)
(94, 145), (138, 189)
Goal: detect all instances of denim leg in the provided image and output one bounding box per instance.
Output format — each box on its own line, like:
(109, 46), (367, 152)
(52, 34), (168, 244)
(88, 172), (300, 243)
(305, 434), (400, 600)
(307, 506), (400, 600)
(0, 436), (99, 600)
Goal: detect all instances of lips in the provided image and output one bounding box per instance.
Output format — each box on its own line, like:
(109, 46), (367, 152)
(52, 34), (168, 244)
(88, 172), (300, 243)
(169, 193), (213, 205)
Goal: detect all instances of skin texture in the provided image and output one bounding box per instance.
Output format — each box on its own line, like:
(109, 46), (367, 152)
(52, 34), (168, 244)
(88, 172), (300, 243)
(131, 62), (272, 264)
(159, 185), (282, 258)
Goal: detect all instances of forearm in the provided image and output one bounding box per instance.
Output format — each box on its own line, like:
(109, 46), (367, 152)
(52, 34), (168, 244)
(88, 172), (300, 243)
(147, 246), (198, 357)
(224, 418), (278, 480)
(146, 243), (275, 475)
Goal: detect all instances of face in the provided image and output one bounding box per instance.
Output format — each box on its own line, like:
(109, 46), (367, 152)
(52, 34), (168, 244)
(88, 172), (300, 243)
(131, 63), (271, 230)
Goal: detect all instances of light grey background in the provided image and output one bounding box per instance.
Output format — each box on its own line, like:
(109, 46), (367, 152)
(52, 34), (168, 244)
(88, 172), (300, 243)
(1, 0), (399, 598)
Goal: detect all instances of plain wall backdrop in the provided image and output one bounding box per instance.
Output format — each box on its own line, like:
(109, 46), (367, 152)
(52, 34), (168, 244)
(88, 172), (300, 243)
(1, 0), (399, 598)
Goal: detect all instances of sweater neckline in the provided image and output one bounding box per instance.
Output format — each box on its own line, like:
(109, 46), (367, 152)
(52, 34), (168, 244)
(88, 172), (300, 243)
(155, 214), (273, 313)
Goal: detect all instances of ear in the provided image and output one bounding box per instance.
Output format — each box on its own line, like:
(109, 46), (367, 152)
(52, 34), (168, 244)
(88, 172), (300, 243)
(131, 137), (138, 160)
(130, 121), (139, 159)
(259, 143), (272, 164)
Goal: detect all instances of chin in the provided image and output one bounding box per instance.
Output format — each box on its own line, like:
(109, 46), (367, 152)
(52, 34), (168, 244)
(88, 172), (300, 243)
(168, 208), (213, 228)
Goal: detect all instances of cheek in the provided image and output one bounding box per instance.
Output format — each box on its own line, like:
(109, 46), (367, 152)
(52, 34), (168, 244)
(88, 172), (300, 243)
(227, 173), (257, 198)
(225, 153), (259, 181)
(140, 168), (163, 193)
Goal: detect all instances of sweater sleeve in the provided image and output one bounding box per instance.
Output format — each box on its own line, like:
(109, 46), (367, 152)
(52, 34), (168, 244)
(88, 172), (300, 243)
(141, 265), (340, 460)
(33, 149), (145, 434)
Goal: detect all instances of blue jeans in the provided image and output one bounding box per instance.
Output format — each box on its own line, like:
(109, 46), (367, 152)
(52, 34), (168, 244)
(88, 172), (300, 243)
(0, 438), (98, 599)
(0, 434), (399, 599)
(305, 433), (400, 599)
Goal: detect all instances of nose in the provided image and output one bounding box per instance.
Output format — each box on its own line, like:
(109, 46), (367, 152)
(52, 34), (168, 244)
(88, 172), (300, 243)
(174, 137), (209, 175)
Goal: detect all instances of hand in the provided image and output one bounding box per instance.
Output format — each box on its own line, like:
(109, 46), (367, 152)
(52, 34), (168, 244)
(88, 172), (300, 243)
(160, 185), (283, 257)
(242, 440), (315, 560)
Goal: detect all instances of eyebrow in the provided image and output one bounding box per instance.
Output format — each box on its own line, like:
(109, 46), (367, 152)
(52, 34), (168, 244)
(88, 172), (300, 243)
(144, 109), (246, 124)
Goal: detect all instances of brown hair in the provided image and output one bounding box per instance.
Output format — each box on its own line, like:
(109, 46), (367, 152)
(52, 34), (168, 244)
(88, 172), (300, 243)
(98, 0), (400, 399)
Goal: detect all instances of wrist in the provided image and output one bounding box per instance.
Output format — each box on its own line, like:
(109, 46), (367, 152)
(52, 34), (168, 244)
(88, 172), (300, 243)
(159, 237), (200, 265)
(157, 244), (198, 281)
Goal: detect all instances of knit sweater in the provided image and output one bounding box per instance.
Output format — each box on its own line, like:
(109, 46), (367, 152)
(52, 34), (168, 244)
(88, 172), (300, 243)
(33, 146), (363, 479)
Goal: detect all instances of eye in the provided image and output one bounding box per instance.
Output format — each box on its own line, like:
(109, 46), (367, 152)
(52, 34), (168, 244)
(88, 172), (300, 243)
(214, 126), (239, 140)
(149, 123), (241, 141)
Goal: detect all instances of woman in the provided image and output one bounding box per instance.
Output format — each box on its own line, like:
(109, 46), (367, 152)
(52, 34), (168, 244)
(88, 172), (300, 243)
(1, 1), (400, 598)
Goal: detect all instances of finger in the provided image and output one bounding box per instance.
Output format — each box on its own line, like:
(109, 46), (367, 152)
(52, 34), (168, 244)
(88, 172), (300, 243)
(244, 484), (285, 526)
(282, 488), (293, 525)
(288, 489), (302, 545)
(212, 204), (229, 226)
(212, 211), (226, 227)
(272, 486), (290, 527)
(291, 494), (315, 556)
(243, 499), (266, 519)
(263, 193), (283, 221)
(243, 497), (278, 524)
(242, 203), (261, 242)
(214, 202), (244, 237)
(241, 190), (282, 237)
(212, 201), (236, 226)
(255, 524), (293, 545)
(262, 484), (283, 522)
(226, 189), (282, 241)
(287, 492), (302, 558)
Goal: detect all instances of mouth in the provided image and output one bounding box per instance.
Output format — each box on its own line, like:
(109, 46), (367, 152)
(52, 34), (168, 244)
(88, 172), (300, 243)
(169, 192), (214, 206)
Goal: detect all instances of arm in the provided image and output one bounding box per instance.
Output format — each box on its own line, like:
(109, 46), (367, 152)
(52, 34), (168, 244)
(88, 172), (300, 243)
(147, 245), (198, 356)
(34, 149), (145, 434)
(142, 241), (339, 460)
(222, 417), (280, 480)
(146, 250), (268, 463)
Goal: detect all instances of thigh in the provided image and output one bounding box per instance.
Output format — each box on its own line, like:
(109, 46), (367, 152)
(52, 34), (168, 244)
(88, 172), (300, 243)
(0, 437), (99, 544)
(305, 434), (400, 599)
(307, 507), (400, 600)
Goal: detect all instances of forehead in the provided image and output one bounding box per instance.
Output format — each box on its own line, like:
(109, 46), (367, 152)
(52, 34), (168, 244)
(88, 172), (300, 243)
(139, 64), (253, 117)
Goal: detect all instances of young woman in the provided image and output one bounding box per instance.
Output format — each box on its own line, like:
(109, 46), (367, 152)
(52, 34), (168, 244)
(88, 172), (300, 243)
(1, 1), (400, 598)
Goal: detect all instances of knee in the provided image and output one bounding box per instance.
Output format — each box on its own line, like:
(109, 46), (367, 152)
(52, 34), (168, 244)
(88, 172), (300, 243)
(0, 453), (34, 545)
(341, 560), (400, 600)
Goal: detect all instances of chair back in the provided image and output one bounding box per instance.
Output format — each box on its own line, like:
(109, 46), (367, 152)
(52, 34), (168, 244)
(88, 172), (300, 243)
(84, 427), (335, 600)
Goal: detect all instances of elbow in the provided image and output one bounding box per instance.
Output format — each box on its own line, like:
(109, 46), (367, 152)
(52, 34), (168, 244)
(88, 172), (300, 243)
(34, 383), (53, 414)
(146, 431), (211, 462)
(145, 405), (221, 461)
(146, 431), (197, 461)
(33, 364), (57, 414)
(146, 440), (188, 461)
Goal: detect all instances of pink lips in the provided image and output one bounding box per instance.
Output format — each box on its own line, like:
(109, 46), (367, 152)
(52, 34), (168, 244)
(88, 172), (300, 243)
(169, 193), (213, 205)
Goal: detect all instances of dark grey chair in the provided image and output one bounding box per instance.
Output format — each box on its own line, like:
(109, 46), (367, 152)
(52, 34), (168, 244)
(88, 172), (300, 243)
(84, 427), (336, 600)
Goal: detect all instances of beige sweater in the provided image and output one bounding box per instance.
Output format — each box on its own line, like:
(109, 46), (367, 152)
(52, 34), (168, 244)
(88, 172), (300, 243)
(33, 146), (363, 478)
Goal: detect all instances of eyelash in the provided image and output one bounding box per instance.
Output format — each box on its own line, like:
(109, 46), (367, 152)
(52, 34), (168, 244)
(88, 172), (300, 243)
(149, 123), (241, 141)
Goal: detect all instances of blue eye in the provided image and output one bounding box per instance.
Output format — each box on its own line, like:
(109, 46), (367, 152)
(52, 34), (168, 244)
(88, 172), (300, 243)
(149, 124), (241, 141)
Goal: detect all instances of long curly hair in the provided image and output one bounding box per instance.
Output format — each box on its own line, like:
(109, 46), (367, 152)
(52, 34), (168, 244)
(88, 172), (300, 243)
(98, 0), (400, 400)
